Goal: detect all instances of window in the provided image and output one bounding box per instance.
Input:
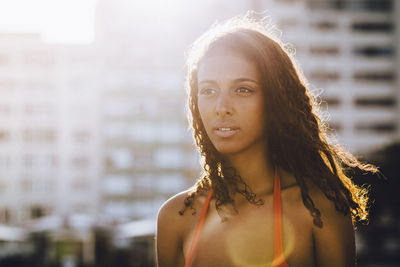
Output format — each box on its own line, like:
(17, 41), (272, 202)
(22, 128), (56, 143)
(356, 123), (396, 133)
(71, 156), (90, 169)
(20, 177), (55, 194)
(0, 104), (10, 115)
(154, 148), (185, 168)
(308, 0), (344, 10)
(159, 123), (185, 143)
(328, 122), (342, 131)
(0, 54), (9, 65)
(22, 154), (34, 169)
(45, 154), (58, 168)
(103, 98), (140, 117)
(159, 99), (184, 117)
(22, 154), (57, 169)
(23, 103), (54, 116)
(0, 79), (15, 90)
(309, 71), (340, 83)
(309, 0), (393, 12)
(104, 122), (131, 140)
(323, 97), (341, 107)
(24, 50), (56, 67)
(130, 200), (157, 218)
(131, 122), (184, 143)
(103, 202), (131, 218)
(354, 97), (396, 107)
(139, 97), (184, 118)
(353, 72), (395, 82)
(24, 80), (54, 91)
(134, 150), (153, 168)
(353, 46), (394, 58)
(71, 178), (91, 191)
(30, 205), (49, 219)
(279, 19), (299, 29)
(104, 148), (133, 169)
(131, 123), (158, 143)
(311, 21), (337, 31)
(141, 98), (159, 117)
(103, 175), (133, 195)
(0, 155), (11, 169)
(0, 130), (10, 142)
(359, 0), (393, 12)
(155, 173), (186, 194)
(73, 130), (90, 144)
(0, 208), (10, 224)
(21, 178), (32, 192)
(309, 46), (339, 56)
(0, 180), (7, 193)
(275, 0), (301, 3)
(351, 22), (394, 33)
(72, 204), (90, 213)
(132, 174), (155, 196)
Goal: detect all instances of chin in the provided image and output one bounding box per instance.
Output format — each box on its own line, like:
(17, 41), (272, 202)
(214, 144), (243, 155)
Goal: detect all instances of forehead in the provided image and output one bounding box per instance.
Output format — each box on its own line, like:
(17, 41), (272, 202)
(197, 50), (259, 83)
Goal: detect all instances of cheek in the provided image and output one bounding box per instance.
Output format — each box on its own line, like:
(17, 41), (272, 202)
(197, 99), (211, 124)
(248, 100), (265, 130)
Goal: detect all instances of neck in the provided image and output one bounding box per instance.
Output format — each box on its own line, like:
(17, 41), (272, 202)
(225, 146), (275, 196)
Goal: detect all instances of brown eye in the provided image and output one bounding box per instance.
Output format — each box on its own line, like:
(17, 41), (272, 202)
(235, 87), (253, 95)
(199, 88), (217, 96)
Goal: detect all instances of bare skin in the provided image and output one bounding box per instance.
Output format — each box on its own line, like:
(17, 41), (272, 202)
(157, 51), (355, 266)
(157, 168), (355, 267)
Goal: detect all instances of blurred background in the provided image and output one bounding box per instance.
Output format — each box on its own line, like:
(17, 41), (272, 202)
(0, 0), (398, 266)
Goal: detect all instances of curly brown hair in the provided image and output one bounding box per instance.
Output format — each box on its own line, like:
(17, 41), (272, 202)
(179, 14), (378, 227)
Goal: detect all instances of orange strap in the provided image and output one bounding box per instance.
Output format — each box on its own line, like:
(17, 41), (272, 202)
(271, 165), (289, 267)
(184, 166), (289, 267)
(184, 188), (214, 267)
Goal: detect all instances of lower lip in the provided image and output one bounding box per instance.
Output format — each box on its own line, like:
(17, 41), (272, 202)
(214, 129), (239, 138)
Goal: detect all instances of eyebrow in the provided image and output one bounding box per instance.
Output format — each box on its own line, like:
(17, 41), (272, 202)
(198, 78), (259, 85)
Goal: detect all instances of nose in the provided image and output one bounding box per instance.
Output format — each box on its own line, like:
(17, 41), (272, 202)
(215, 92), (233, 117)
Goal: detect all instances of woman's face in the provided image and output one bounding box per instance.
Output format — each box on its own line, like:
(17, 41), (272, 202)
(197, 49), (266, 156)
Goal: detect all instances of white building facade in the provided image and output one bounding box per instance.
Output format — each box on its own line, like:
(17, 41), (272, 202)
(0, 33), (101, 225)
(0, 0), (398, 225)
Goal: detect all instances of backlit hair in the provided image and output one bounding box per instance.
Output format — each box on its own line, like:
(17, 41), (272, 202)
(180, 12), (378, 227)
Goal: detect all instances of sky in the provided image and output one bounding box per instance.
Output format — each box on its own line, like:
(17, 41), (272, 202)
(0, 0), (97, 44)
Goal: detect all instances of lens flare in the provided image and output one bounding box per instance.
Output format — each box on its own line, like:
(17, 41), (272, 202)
(225, 216), (295, 266)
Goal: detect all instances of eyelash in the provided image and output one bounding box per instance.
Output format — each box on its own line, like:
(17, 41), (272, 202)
(199, 86), (254, 96)
(199, 88), (216, 95)
(235, 87), (253, 95)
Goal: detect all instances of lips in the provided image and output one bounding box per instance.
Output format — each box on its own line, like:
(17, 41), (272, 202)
(213, 126), (239, 138)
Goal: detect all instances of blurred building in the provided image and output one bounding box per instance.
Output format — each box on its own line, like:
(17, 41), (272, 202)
(0, 33), (101, 225)
(249, 0), (400, 154)
(0, 1), (397, 266)
(0, 0), (398, 226)
(94, 0), (200, 222)
(94, 0), (400, 222)
(301, 0), (399, 154)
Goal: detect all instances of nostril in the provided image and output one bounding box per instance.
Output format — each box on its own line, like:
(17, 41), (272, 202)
(216, 109), (232, 116)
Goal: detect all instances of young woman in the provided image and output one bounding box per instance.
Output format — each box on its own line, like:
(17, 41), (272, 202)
(156, 14), (377, 267)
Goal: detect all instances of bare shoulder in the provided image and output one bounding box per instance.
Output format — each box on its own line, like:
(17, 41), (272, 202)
(307, 182), (356, 267)
(156, 189), (196, 267)
(307, 183), (352, 227)
(158, 190), (190, 216)
(157, 189), (193, 230)
(158, 188), (211, 227)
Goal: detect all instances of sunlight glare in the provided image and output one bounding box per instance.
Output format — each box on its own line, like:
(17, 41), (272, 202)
(0, 0), (97, 44)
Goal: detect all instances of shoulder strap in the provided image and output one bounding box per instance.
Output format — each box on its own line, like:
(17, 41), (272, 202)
(272, 165), (289, 267)
(185, 189), (214, 267)
(184, 169), (289, 267)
